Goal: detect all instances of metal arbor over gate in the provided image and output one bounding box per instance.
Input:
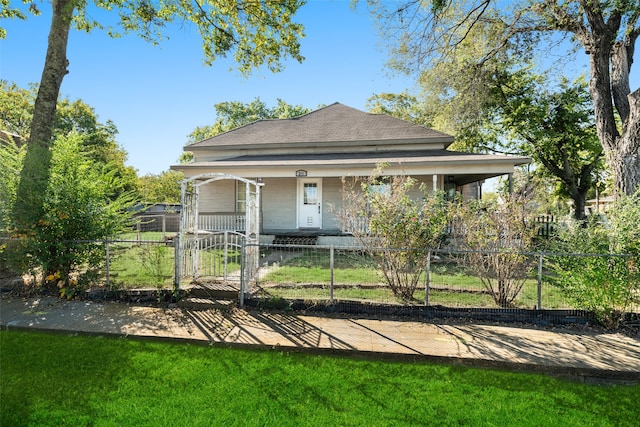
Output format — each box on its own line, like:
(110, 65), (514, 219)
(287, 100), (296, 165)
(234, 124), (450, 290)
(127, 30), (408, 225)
(177, 173), (263, 301)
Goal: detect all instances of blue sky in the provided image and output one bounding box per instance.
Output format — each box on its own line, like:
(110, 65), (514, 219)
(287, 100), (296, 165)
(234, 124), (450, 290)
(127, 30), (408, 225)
(1, 1), (413, 175)
(2, 1), (637, 177)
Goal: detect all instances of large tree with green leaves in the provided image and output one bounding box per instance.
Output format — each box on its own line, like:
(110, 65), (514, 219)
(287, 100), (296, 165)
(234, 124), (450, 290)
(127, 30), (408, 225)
(0, 81), (138, 200)
(366, 92), (435, 128)
(368, 72), (604, 220)
(136, 170), (183, 204)
(366, 0), (640, 197)
(472, 73), (603, 220)
(2, 0), (305, 234)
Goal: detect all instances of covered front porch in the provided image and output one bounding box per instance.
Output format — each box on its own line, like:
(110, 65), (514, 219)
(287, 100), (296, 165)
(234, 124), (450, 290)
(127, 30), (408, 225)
(188, 171), (512, 247)
(195, 212), (350, 245)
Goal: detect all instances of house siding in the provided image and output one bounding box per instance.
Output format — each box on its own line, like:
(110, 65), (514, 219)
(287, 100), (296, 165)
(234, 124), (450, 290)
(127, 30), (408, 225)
(320, 175), (439, 232)
(260, 177), (346, 232)
(409, 176), (436, 196)
(322, 177), (343, 231)
(199, 180), (236, 212)
(261, 178), (297, 231)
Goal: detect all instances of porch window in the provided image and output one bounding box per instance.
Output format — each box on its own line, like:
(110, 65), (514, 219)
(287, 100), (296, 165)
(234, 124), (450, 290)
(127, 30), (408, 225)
(444, 182), (457, 201)
(236, 181), (246, 212)
(368, 177), (391, 196)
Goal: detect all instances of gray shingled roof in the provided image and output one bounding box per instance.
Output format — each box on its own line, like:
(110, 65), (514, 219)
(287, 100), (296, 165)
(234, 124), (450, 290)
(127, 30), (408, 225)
(188, 102), (454, 148)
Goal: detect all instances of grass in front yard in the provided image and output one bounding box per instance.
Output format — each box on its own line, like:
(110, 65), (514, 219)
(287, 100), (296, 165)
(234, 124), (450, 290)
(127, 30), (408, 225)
(261, 251), (573, 309)
(103, 241), (240, 289)
(106, 242), (175, 288)
(117, 231), (175, 242)
(263, 266), (382, 285)
(1, 330), (638, 426)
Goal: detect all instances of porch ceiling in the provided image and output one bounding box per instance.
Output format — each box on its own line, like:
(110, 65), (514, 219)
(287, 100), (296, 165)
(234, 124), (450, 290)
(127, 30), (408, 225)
(172, 150), (531, 180)
(176, 150), (531, 169)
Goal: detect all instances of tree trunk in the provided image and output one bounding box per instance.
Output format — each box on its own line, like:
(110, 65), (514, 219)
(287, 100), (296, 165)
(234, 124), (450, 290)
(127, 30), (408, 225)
(572, 192), (587, 221)
(13, 0), (75, 232)
(613, 89), (640, 196)
(591, 37), (640, 196)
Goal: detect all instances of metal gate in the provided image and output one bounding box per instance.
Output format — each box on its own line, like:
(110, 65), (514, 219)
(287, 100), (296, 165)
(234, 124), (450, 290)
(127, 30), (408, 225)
(177, 173), (263, 303)
(179, 231), (245, 282)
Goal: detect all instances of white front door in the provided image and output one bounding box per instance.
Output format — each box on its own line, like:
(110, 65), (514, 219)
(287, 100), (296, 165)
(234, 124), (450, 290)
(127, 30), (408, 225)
(297, 178), (322, 228)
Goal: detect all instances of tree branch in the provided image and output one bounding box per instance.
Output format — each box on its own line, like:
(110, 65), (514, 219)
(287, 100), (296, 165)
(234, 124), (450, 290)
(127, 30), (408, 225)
(612, 40), (631, 123)
(448, 0), (491, 51)
(542, 0), (591, 47)
(192, 0), (238, 48)
(578, 0), (606, 33)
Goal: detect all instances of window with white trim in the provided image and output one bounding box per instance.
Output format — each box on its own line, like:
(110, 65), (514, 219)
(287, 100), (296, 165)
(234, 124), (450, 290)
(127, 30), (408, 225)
(236, 181), (246, 212)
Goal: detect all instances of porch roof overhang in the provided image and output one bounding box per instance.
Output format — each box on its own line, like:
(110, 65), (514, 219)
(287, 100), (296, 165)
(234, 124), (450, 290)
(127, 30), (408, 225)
(171, 150), (531, 185)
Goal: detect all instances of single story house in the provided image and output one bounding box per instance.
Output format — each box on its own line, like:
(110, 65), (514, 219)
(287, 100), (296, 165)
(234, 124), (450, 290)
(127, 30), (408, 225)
(171, 103), (530, 245)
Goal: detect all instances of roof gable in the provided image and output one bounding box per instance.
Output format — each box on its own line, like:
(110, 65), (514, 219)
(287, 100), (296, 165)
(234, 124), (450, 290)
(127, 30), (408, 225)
(188, 102), (454, 148)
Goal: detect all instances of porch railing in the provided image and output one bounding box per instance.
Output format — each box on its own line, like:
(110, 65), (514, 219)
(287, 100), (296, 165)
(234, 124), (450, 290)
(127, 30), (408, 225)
(198, 213), (246, 232)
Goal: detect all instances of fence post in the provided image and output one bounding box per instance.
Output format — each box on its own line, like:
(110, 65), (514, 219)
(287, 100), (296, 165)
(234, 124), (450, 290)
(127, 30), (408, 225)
(105, 238), (110, 288)
(425, 250), (431, 306)
(239, 239), (246, 308)
(223, 231), (229, 281)
(329, 245), (335, 304)
(173, 234), (181, 291)
(537, 253), (543, 309)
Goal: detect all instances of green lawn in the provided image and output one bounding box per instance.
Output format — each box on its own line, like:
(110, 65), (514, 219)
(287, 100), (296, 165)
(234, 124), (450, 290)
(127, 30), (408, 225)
(105, 242), (176, 288)
(261, 252), (571, 308)
(1, 330), (638, 426)
(100, 238), (241, 289)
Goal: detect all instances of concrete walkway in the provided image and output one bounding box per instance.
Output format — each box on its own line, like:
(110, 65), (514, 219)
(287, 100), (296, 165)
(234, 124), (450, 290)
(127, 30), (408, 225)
(1, 297), (639, 382)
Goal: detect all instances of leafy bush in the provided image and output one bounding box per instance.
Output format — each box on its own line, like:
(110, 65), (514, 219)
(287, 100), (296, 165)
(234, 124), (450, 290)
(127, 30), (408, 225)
(547, 192), (640, 327)
(334, 168), (451, 301)
(6, 133), (134, 297)
(139, 244), (174, 286)
(451, 195), (538, 308)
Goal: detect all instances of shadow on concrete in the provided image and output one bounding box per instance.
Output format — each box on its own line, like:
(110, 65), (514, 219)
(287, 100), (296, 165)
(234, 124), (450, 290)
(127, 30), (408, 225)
(185, 309), (355, 351)
(437, 323), (640, 378)
(0, 297), (199, 339)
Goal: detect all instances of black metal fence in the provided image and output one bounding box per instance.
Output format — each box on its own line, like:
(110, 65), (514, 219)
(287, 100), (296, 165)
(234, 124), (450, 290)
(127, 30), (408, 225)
(535, 214), (557, 238)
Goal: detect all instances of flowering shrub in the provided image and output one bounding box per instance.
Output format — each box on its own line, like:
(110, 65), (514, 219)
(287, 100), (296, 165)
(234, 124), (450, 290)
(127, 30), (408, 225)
(334, 168), (451, 301)
(450, 195), (538, 308)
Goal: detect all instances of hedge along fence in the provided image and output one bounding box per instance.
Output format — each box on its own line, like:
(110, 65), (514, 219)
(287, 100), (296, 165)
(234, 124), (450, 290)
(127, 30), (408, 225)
(247, 244), (640, 316)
